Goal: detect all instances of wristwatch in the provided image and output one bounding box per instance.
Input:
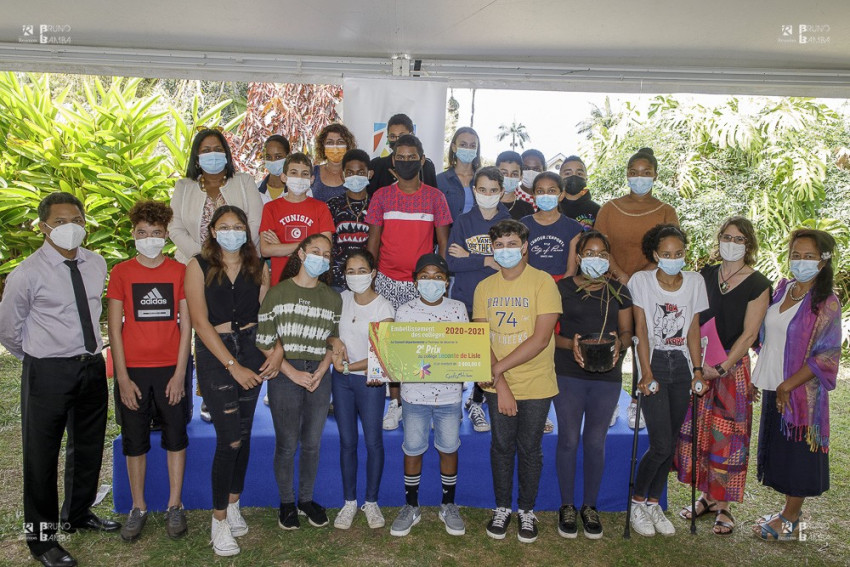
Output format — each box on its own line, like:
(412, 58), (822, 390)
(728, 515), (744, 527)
(692, 366), (703, 373)
(224, 359), (235, 371)
(714, 363), (728, 377)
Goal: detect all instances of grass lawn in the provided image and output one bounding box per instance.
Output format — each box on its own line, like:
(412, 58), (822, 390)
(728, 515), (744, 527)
(0, 353), (847, 566)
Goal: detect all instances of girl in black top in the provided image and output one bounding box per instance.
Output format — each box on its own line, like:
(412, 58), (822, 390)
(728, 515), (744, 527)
(552, 230), (634, 539)
(185, 205), (278, 557)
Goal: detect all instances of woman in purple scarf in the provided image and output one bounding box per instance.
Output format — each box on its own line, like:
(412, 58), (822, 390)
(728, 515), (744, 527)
(751, 229), (841, 541)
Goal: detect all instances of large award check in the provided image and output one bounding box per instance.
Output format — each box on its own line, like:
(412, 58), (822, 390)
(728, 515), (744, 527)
(367, 322), (491, 383)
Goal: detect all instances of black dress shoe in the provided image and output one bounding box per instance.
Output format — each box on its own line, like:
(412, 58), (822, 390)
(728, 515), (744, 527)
(63, 514), (122, 533)
(32, 545), (77, 567)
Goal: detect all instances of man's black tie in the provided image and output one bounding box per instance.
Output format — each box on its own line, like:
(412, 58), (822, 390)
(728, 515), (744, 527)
(64, 259), (98, 354)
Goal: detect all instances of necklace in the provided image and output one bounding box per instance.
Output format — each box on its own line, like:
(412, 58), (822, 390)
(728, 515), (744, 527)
(345, 194), (368, 223)
(789, 282), (807, 301)
(719, 263), (746, 293)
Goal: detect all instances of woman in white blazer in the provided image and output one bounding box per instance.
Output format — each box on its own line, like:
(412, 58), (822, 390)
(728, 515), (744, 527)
(170, 129), (263, 264)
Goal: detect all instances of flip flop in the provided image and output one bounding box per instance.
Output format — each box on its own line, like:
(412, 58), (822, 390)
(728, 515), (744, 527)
(713, 509), (735, 536)
(679, 496), (717, 520)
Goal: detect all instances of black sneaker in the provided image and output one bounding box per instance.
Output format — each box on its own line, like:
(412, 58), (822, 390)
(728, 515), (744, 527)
(297, 501), (329, 527)
(486, 507), (512, 540)
(278, 503), (299, 530)
(580, 505), (603, 539)
(517, 510), (539, 543)
(558, 504), (578, 539)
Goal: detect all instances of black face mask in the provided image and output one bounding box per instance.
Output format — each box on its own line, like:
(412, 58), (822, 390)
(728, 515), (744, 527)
(563, 175), (587, 195)
(394, 160), (422, 181)
(388, 140), (397, 151)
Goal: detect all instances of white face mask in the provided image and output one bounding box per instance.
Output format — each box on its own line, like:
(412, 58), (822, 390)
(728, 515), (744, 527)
(719, 241), (746, 262)
(346, 273), (373, 294)
(475, 192), (501, 210)
(45, 222), (86, 250)
(287, 176), (311, 195)
(521, 170), (539, 189)
(135, 237), (166, 259)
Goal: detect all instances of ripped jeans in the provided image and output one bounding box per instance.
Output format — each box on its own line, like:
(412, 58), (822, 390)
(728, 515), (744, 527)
(195, 327), (263, 511)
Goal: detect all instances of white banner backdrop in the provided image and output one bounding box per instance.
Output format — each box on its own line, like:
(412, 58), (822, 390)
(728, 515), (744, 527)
(341, 77), (448, 164)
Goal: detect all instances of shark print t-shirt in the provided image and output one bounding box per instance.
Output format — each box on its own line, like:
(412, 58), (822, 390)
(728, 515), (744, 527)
(628, 269), (709, 361)
(327, 193), (370, 289)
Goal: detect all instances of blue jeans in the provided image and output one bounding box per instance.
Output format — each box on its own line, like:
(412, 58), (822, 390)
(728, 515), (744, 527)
(400, 400), (462, 456)
(267, 359), (331, 504)
(635, 350), (692, 500)
(553, 375), (621, 507)
(331, 369), (385, 503)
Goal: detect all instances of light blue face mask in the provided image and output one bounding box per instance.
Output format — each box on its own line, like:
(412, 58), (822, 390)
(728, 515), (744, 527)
(265, 159), (285, 177)
(417, 279), (447, 303)
(627, 176), (654, 195)
(503, 177), (520, 193)
(790, 259), (820, 283)
(657, 257), (685, 276)
(343, 175), (369, 193)
(493, 247), (523, 269)
(535, 194), (559, 211)
(303, 253), (330, 278)
(199, 151), (228, 175)
(455, 147), (477, 164)
(580, 256), (610, 279)
(216, 230), (246, 252)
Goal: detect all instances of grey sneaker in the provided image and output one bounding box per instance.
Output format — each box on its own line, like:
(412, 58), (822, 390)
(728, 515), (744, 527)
(389, 504), (421, 537)
(120, 507), (147, 542)
(165, 506), (188, 539)
(439, 503), (466, 536)
(467, 402), (490, 432)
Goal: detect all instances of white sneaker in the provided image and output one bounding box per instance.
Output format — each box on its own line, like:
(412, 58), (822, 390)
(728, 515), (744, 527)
(627, 401), (646, 430)
(646, 503), (675, 536)
(467, 402), (490, 432)
(211, 517), (240, 556)
(609, 403), (619, 427)
(361, 502), (385, 529)
(629, 501), (655, 537)
(383, 399), (402, 431)
(226, 499), (248, 537)
(334, 500), (358, 530)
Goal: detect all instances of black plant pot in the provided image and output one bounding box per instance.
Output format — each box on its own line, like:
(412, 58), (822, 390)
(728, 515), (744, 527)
(579, 333), (616, 373)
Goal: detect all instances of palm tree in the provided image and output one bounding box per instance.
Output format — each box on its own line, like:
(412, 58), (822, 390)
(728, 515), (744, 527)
(497, 121), (531, 150)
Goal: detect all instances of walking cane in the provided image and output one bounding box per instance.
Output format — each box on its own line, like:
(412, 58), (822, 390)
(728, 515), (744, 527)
(624, 336), (649, 539)
(690, 337), (709, 535)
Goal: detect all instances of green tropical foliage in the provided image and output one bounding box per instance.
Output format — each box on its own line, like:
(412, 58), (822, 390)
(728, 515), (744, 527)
(579, 95), (850, 345)
(0, 72), (236, 275)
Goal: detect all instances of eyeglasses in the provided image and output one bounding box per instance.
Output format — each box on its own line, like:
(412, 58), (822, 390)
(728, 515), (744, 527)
(215, 225), (245, 231)
(196, 125), (224, 133)
(324, 140), (348, 148)
(581, 251), (610, 260)
(720, 234), (747, 245)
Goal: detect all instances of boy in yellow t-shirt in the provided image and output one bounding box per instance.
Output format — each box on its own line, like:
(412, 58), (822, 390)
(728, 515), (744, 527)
(472, 219), (561, 544)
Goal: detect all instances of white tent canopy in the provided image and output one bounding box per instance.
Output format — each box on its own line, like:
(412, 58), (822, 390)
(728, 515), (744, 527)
(1, 0), (848, 96)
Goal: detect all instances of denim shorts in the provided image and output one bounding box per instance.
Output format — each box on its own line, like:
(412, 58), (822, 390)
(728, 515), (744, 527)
(401, 400), (462, 456)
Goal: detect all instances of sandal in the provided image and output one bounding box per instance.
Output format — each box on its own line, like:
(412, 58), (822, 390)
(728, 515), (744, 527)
(755, 513), (800, 541)
(713, 509), (735, 536)
(679, 496), (717, 520)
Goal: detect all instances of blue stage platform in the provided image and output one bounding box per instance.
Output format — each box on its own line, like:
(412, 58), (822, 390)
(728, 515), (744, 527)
(113, 386), (664, 513)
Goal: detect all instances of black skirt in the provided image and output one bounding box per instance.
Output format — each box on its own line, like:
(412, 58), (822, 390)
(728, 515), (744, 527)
(757, 390), (829, 497)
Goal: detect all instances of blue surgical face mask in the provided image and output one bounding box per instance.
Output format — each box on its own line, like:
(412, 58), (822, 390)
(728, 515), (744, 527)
(343, 175), (369, 193)
(535, 194), (559, 211)
(199, 151), (228, 175)
(790, 259), (820, 283)
(216, 230), (246, 252)
(580, 256), (610, 279)
(503, 177), (520, 193)
(417, 279), (447, 303)
(493, 247), (523, 269)
(657, 257), (685, 276)
(455, 147), (477, 164)
(265, 159), (285, 177)
(627, 176), (654, 195)
(303, 253), (330, 278)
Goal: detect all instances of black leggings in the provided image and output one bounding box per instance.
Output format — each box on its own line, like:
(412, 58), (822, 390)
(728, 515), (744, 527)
(195, 327), (263, 511)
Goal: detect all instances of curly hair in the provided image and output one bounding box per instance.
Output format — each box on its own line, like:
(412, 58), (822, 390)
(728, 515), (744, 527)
(315, 123), (356, 162)
(641, 223), (688, 264)
(128, 200), (173, 229)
